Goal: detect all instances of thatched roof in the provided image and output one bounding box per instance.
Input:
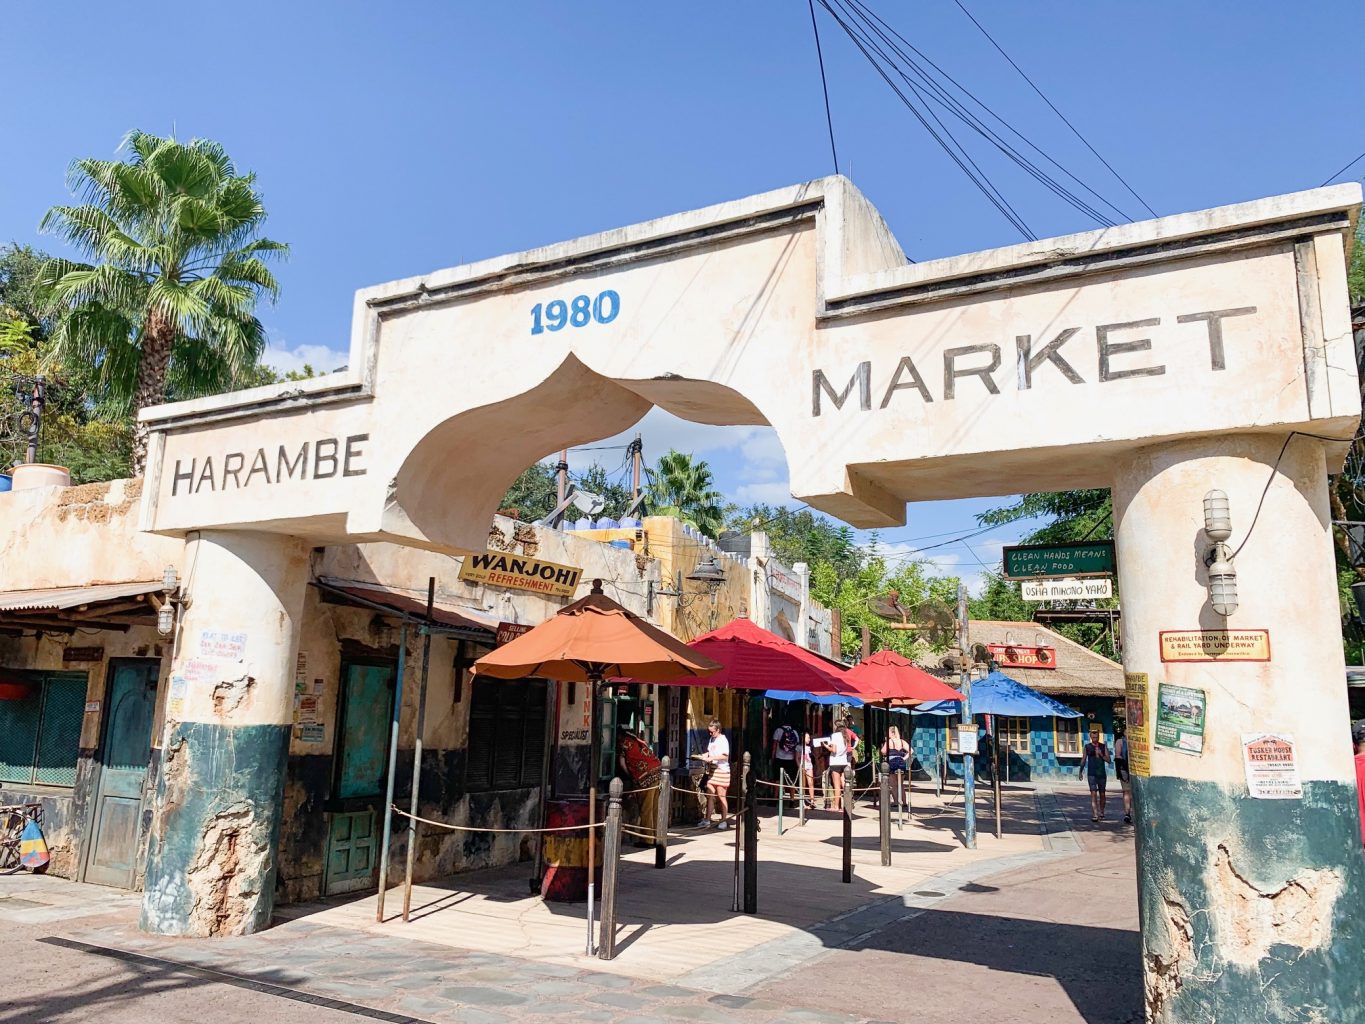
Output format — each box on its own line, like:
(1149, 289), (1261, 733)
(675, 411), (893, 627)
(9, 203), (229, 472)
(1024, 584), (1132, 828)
(919, 619), (1124, 698)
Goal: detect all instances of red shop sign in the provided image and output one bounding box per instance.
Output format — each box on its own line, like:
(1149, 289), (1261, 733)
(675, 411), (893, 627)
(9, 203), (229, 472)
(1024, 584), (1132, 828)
(988, 643), (1057, 670)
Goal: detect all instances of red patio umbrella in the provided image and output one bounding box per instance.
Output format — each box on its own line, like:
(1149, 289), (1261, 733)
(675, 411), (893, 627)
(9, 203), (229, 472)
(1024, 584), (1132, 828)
(678, 617), (858, 695)
(844, 649), (963, 703)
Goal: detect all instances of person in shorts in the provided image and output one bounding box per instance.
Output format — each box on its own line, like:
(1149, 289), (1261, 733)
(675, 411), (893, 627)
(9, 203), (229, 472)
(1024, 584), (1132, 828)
(1113, 724), (1133, 824)
(881, 724), (911, 809)
(697, 719), (731, 830)
(1078, 726), (1111, 822)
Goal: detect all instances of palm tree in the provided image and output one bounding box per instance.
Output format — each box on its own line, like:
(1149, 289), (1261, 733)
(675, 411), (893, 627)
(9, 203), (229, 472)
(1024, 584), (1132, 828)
(646, 449), (726, 538)
(38, 131), (287, 474)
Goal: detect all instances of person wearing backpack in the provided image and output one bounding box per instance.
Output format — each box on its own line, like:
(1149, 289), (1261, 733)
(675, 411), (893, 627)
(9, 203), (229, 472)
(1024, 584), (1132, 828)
(771, 721), (800, 800)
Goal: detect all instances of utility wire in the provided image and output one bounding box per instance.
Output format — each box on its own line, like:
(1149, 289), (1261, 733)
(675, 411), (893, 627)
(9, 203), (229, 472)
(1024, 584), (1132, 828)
(807, 0), (841, 175)
(1320, 147), (1365, 187)
(840, 0), (1126, 226)
(818, 0), (1036, 240)
(952, 0), (1157, 218)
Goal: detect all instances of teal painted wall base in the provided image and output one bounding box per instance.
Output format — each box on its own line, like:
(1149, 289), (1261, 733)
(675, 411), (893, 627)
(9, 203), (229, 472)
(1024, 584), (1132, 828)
(139, 721), (290, 937)
(1134, 776), (1365, 1022)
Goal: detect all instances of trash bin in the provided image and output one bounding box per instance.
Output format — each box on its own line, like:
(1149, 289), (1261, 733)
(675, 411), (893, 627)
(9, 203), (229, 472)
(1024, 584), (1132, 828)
(540, 799), (601, 902)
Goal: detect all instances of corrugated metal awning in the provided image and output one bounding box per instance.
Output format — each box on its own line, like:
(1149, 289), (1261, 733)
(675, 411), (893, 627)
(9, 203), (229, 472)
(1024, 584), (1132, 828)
(0, 581), (164, 612)
(313, 576), (499, 638)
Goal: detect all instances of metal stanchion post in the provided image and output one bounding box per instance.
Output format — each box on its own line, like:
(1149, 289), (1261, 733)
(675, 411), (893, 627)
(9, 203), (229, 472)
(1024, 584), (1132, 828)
(598, 778), (623, 960)
(655, 756), (671, 869)
(777, 766), (785, 836)
(879, 761), (891, 866)
(841, 765), (854, 883)
(743, 753), (758, 914)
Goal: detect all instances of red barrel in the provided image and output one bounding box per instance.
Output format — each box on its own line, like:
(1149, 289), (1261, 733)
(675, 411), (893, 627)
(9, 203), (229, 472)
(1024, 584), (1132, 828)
(540, 799), (602, 902)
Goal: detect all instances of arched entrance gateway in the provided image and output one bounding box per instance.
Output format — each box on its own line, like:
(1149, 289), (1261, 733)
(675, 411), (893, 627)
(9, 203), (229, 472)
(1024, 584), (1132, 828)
(136, 177), (1363, 1020)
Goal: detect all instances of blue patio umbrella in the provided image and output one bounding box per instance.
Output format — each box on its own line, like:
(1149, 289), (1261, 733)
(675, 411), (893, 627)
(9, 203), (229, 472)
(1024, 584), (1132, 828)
(764, 690), (863, 706)
(915, 670), (1081, 718)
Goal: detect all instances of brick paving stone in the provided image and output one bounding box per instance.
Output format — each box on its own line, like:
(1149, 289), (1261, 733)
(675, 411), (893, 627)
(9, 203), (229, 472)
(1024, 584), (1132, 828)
(589, 990), (651, 1010)
(437, 984), (531, 1007)
(522, 979), (595, 998)
(658, 1004), (745, 1023)
(639, 984), (699, 998)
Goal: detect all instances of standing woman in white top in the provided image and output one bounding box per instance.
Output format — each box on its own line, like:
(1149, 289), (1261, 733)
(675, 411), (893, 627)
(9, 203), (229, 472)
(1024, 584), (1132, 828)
(820, 728), (849, 806)
(698, 719), (731, 829)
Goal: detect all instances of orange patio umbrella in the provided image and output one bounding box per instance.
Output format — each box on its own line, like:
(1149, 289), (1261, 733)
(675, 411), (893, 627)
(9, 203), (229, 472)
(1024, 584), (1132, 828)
(472, 580), (719, 953)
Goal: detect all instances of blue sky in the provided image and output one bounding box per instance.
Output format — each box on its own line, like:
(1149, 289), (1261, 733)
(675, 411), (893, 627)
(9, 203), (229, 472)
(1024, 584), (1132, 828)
(4, 1), (1362, 586)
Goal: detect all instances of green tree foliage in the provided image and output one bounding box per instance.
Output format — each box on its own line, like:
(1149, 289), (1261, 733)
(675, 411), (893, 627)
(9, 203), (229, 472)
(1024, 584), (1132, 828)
(575, 461), (633, 518)
(810, 554), (959, 660)
(37, 131), (287, 474)
(499, 461), (558, 521)
(646, 449), (725, 538)
(727, 504), (863, 582)
(0, 244), (132, 481)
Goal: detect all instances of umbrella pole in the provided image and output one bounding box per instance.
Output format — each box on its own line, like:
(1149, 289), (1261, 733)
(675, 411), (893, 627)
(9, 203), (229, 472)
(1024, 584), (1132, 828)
(994, 728), (1003, 840)
(586, 675), (600, 956)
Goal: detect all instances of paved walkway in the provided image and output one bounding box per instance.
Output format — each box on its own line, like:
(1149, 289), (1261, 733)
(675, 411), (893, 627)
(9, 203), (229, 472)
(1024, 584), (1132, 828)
(2, 782), (1140, 1024)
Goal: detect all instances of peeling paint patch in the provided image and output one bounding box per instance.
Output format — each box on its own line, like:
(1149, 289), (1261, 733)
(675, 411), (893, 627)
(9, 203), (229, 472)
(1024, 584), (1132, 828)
(211, 674), (256, 716)
(1211, 841), (1340, 964)
(185, 802), (272, 936)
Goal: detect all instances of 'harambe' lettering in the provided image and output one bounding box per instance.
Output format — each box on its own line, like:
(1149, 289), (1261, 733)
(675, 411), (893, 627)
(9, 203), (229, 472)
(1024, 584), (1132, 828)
(171, 434), (369, 496)
(811, 306), (1258, 416)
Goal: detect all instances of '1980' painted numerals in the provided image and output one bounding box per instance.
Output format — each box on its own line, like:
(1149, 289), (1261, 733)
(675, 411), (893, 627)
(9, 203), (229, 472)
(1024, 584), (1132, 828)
(531, 290), (620, 335)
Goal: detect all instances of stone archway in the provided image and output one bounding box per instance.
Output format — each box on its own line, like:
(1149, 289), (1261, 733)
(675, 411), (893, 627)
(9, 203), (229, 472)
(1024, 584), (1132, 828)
(137, 175), (1364, 1021)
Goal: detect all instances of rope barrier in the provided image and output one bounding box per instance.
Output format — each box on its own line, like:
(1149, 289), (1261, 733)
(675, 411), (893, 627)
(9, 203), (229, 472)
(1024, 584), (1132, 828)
(391, 805), (604, 834)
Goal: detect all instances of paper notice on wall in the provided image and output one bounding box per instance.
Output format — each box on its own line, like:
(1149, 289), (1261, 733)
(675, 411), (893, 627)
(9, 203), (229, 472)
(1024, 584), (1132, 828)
(181, 658), (219, 684)
(297, 696), (319, 725)
(296, 723), (325, 744)
(1123, 672), (1151, 777)
(1155, 683), (1206, 756)
(294, 652), (308, 694)
(167, 676), (188, 719)
(1242, 733), (1302, 799)
(199, 630), (247, 661)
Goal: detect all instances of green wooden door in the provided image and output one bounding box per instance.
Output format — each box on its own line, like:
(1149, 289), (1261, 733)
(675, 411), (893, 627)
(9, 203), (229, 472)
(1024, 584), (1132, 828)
(84, 660), (158, 888)
(325, 810), (377, 894)
(325, 662), (394, 894)
(336, 663), (394, 799)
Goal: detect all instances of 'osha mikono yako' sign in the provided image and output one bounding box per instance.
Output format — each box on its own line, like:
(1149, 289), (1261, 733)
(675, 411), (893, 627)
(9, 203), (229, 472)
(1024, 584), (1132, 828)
(459, 551), (582, 598)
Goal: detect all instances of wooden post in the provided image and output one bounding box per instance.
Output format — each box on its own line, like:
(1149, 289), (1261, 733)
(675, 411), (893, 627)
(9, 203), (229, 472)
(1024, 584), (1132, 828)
(586, 678), (601, 955)
(743, 752), (757, 914)
(598, 777), (623, 960)
(879, 761), (891, 866)
(655, 756), (671, 869)
(401, 578), (436, 922)
(841, 765), (854, 883)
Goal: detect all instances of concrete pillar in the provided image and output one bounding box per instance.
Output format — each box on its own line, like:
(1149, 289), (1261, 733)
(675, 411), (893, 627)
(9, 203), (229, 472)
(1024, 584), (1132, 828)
(1113, 434), (1365, 1022)
(140, 530), (310, 937)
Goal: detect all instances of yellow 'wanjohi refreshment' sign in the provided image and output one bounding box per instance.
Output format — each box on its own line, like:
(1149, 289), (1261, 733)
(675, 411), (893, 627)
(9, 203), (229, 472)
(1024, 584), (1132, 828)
(458, 550), (582, 598)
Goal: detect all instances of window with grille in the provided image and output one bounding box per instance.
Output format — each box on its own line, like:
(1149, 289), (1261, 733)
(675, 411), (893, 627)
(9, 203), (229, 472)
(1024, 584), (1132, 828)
(0, 671), (87, 787)
(465, 678), (548, 792)
(997, 716), (1032, 755)
(1053, 717), (1083, 757)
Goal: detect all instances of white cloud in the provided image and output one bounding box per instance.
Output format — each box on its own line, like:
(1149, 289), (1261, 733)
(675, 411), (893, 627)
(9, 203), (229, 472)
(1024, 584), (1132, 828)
(262, 342), (350, 377)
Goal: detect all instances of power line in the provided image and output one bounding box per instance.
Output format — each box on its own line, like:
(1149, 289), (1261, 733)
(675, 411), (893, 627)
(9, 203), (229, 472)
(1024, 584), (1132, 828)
(817, 0), (1036, 240)
(1321, 147), (1365, 187)
(837, 0), (1125, 227)
(952, 0), (1157, 219)
(807, 0), (841, 175)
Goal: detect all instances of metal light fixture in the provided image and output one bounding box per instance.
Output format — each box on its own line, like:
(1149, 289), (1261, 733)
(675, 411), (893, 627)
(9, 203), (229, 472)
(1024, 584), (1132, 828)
(157, 565), (180, 637)
(685, 556), (727, 594)
(1202, 490), (1238, 617)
